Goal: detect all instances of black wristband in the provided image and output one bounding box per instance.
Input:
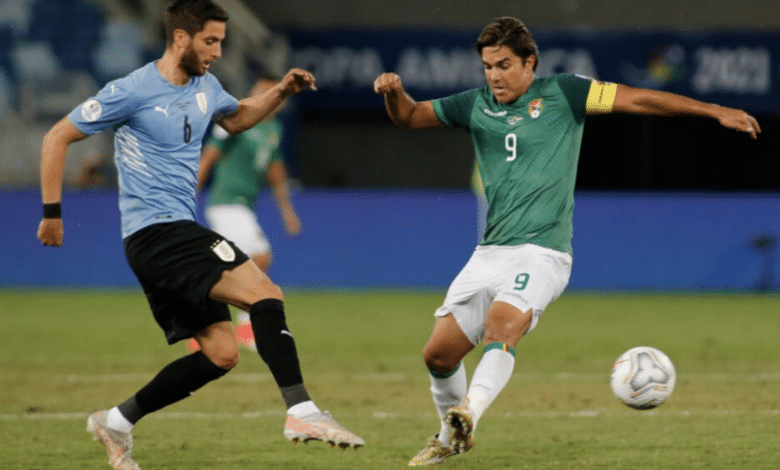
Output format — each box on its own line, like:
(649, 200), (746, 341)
(43, 203), (62, 219)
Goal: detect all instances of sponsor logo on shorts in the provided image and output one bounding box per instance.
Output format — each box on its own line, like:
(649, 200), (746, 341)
(506, 291), (529, 304)
(211, 239), (235, 262)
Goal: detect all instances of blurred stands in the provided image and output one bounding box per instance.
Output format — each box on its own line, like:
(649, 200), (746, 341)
(0, 0), (777, 190)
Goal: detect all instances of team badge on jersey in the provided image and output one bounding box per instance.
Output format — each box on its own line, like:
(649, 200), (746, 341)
(81, 99), (102, 122)
(528, 99), (543, 119)
(211, 239), (236, 262)
(196, 92), (208, 114)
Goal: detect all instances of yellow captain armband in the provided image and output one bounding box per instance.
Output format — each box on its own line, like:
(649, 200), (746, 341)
(585, 80), (618, 113)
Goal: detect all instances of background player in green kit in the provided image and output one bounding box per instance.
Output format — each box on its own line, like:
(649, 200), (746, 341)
(190, 77), (302, 353)
(374, 17), (761, 466)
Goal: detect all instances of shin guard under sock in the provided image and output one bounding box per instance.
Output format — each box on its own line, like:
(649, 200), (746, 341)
(249, 299), (310, 408)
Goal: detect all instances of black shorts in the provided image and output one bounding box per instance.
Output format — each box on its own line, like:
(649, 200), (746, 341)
(123, 220), (249, 344)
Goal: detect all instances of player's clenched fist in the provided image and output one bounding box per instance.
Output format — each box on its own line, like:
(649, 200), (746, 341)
(37, 218), (63, 247)
(278, 68), (317, 97)
(374, 73), (403, 94)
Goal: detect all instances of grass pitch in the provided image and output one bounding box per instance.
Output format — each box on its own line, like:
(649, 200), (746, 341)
(1, 290), (778, 469)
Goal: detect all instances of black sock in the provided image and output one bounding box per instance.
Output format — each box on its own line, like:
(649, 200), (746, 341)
(117, 351), (229, 424)
(249, 299), (311, 408)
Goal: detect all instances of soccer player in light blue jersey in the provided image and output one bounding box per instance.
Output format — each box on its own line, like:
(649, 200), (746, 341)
(375, 17), (760, 466)
(37, 1), (363, 468)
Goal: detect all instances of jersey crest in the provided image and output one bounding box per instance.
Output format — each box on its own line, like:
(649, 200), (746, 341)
(211, 239), (236, 262)
(528, 99), (544, 119)
(196, 92), (208, 114)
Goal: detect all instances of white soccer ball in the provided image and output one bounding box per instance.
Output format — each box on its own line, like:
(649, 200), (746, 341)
(610, 346), (676, 410)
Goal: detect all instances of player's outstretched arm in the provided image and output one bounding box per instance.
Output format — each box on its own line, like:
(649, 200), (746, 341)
(373, 72), (442, 130)
(38, 117), (88, 247)
(611, 84), (761, 139)
(219, 68), (316, 134)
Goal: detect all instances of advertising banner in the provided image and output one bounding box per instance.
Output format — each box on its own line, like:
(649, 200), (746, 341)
(287, 29), (780, 116)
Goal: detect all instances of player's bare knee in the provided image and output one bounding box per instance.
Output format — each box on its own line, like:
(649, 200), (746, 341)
(423, 347), (458, 373)
(209, 348), (240, 370)
(201, 342), (240, 370)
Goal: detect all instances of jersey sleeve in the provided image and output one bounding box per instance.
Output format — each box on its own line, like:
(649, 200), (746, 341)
(208, 75), (239, 120)
(554, 74), (593, 123)
(67, 78), (139, 135)
(431, 88), (480, 130)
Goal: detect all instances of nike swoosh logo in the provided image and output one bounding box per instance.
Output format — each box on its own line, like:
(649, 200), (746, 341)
(281, 330), (293, 337)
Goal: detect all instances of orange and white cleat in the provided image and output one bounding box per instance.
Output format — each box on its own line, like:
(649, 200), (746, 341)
(235, 312), (257, 352)
(87, 410), (141, 470)
(283, 410), (365, 449)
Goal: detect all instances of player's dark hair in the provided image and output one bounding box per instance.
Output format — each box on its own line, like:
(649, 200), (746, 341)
(164, 0), (229, 45)
(476, 17), (539, 71)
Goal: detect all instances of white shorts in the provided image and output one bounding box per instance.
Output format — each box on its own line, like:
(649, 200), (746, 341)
(434, 244), (572, 345)
(204, 204), (270, 258)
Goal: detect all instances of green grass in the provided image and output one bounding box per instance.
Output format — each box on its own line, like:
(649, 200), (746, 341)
(1, 290), (779, 469)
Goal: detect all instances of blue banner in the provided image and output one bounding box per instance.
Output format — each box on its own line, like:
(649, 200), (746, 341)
(3, 189), (779, 291)
(287, 29), (780, 116)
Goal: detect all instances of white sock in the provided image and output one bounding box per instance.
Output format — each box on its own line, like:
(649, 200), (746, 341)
(429, 362), (467, 446)
(466, 344), (516, 425)
(106, 407), (134, 433)
(287, 400), (320, 418)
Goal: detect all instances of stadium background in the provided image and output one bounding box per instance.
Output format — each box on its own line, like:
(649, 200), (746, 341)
(0, 0), (778, 290)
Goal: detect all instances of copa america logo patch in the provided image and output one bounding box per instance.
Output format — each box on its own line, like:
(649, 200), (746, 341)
(81, 99), (102, 122)
(211, 239), (235, 262)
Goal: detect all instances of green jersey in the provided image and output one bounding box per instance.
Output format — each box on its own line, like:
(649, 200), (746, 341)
(205, 118), (284, 208)
(432, 74), (592, 254)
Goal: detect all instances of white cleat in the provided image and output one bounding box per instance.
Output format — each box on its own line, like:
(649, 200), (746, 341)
(87, 410), (141, 470)
(283, 410), (365, 449)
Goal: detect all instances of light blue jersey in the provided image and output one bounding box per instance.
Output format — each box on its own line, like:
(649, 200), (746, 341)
(68, 61), (239, 238)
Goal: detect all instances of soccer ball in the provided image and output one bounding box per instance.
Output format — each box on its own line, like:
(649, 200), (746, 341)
(610, 346), (676, 410)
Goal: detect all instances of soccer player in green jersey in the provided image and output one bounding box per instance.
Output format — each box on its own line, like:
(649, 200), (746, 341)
(374, 17), (760, 466)
(190, 77), (302, 353)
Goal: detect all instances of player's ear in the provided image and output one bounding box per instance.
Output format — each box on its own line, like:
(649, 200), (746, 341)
(524, 54), (537, 70)
(172, 29), (190, 49)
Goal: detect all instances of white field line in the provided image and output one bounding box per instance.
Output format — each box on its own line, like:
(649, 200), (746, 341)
(2, 409), (778, 422)
(53, 372), (780, 383)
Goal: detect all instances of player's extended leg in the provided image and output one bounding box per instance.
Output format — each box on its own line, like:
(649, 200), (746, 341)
(88, 322), (236, 470)
(209, 260), (365, 448)
(445, 301), (531, 454)
(408, 313), (474, 466)
(185, 252), (272, 353)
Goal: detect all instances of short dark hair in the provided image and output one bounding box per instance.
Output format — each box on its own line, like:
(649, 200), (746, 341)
(476, 17), (539, 71)
(164, 0), (229, 44)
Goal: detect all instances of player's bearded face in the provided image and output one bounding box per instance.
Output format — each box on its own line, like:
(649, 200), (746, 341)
(179, 43), (203, 76)
(482, 45), (536, 103)
(179, 21), (225, 77)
